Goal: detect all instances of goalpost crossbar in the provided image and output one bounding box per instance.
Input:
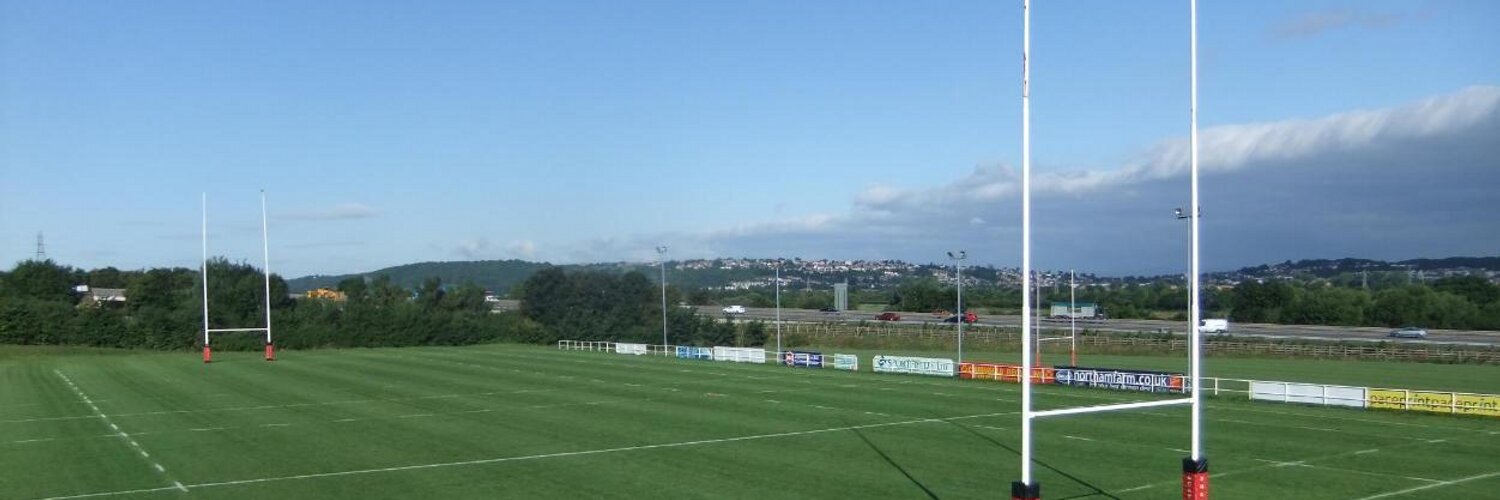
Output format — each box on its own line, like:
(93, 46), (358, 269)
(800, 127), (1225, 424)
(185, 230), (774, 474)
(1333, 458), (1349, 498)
(1030, 397), (1191, 419)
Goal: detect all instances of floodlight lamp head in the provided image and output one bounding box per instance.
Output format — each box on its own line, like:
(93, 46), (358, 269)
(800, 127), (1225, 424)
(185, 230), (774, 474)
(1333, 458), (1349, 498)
(1175, 208), (1185, 218)
(656, 246), (667, 254)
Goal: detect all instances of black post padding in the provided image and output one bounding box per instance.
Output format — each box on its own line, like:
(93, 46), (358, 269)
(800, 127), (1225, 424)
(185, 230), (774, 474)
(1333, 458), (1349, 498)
(1182, 457), (1209, 473)
(1011, 481), (1041, 499)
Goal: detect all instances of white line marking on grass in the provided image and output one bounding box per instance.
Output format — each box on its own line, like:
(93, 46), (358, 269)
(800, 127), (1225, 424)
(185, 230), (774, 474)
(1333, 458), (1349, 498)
(1297, 426), (1338, 432)
(1118, 438), (1464, 494)
(189, 427), (228, 432)
(10, 438), (57, 444)
(1063, 435), (1094, 442)
(52, 370), (186, 496)
(331, 418), (359, 423)
(1426, 438), (1448, 444)
(37, 410), (1017, 499)
(1355, 471), (1500, 499)
(396, 414), (434, 419)
(1354, 448), (1380, 455)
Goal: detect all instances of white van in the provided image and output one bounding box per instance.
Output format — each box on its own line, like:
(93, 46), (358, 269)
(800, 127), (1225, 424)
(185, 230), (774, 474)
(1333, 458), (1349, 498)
(1199, 319), (1229, 335)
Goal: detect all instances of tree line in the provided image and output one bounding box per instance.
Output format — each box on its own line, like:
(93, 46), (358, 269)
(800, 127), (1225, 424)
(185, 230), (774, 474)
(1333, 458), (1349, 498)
(0, 259), (774, 351)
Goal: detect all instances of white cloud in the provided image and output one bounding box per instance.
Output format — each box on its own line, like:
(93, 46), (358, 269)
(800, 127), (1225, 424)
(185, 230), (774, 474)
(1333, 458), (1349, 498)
(505, 240), (537, 259)
(690, 86), (1500, 272)
(854, 86), (1500, 213)
(282, 202), (379, 221)
(452, 237), (492, 259)
(1269, 6), (1433, 40)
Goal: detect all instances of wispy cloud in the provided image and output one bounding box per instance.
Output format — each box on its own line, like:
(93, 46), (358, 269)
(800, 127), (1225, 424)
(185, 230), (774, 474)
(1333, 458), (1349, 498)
(1269, 6), (1433, 41)
(283, 240), (366, 250)
(452, 237), (539, 260)
(577, 86), (1500, 273)
(281, 203), (379, 221)
(854, 85), (1500, 213)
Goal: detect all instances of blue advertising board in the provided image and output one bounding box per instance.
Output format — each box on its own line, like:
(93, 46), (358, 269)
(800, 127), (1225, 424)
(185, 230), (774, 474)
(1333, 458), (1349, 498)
(782, 350), (824, 368)
(1054, 366), (1186, 393)
(675, 346), (714, 360)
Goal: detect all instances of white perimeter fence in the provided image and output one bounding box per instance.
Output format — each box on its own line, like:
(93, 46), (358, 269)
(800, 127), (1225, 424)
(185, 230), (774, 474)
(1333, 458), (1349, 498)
(556, 340), (1499, 418)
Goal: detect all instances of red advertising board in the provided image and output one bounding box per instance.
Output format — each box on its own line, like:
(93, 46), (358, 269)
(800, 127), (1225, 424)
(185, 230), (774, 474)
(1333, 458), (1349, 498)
(959, 362), (1055, 384)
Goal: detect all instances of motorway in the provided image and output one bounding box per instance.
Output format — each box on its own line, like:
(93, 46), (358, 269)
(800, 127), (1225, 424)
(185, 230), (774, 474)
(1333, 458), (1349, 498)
(690, 305), (1500, 347)
(490, 299), (1500, 347)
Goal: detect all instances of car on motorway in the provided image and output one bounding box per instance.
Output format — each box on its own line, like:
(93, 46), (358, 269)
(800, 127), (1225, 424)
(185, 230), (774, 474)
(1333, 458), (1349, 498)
(722, 305), (747, 315)
(1200, 319), (1230, 334)
(874, 312), (902, 321)
(943, 312), (978, 324)
(1389, 326), (1428, 339)
(818, 307), (840, 313)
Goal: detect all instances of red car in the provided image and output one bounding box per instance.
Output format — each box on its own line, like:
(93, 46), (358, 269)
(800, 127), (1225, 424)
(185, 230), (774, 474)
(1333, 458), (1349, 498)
(943, 312), (978, 324)
(875, 312), (902, 321)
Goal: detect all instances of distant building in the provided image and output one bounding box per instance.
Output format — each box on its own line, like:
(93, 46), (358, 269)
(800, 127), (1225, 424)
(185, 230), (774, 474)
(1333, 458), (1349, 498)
(305, 288), (347, 302)
(77, 286), (127, 307)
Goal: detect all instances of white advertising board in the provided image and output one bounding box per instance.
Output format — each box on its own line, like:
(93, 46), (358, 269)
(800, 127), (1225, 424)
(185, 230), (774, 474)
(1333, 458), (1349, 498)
(1251, 381), (1366, 408)
(615, 343), (649, 356)
(873, 355), (955, 377)
(712, 346), (767, 364)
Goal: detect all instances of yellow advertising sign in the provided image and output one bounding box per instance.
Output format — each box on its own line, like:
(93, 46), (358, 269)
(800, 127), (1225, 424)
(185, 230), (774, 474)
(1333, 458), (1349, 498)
(1367, 389), (1408, 410)
(1367, 389), (1500, 417)
(1455, 394), (1500, 417)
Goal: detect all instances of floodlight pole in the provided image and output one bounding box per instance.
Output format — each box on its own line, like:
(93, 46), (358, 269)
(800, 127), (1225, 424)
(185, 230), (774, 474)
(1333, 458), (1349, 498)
(657, 246), (669, 355)
(1184, 0), (1209, 497)
(261, 190), (274, 361)
(1070, 269), (1077, 366)
(1034, 271), (1042, 365)
(1014, 0), (1038, 497)
(949, 250), (966, 364)
(200, 193), (211, 363)
(775, 259), (783, 358)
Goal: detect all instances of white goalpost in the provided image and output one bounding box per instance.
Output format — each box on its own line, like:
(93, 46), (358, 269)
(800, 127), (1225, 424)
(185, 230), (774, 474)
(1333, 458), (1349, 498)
(200, 191), (275, 363)
(1011, 1), (1207, 499)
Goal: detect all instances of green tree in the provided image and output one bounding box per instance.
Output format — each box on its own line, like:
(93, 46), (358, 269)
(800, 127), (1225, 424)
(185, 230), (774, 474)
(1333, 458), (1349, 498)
(2, 259), (76, 303)
(1432, 276), (1500, 305)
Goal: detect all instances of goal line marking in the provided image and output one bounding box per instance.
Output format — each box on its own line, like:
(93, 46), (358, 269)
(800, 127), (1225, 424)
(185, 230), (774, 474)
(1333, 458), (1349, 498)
(52, 371), (187, 495)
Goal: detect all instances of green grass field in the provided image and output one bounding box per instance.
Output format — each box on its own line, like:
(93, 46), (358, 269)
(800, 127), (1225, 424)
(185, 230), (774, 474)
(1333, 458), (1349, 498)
(4, 344), (1498, 499)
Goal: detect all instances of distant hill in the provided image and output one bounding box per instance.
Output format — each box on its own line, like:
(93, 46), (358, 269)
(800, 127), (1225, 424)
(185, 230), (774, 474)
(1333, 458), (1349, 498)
(288, 255), (1500, 294)
(287, 260), (553, 294)
(1227, 256), (1500, 278)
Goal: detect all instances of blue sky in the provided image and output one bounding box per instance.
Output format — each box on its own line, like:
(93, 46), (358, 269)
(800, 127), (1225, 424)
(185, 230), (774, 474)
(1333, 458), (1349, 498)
(3, 0), (1497, 277)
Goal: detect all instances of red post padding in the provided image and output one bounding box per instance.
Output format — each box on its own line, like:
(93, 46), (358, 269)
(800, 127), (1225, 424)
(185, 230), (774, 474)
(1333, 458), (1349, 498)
(265, 342), (275, 361)
(1182, 457), (1209, 500)
(203, 346), (212, 363)
(1011, 481), (1040, 500)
